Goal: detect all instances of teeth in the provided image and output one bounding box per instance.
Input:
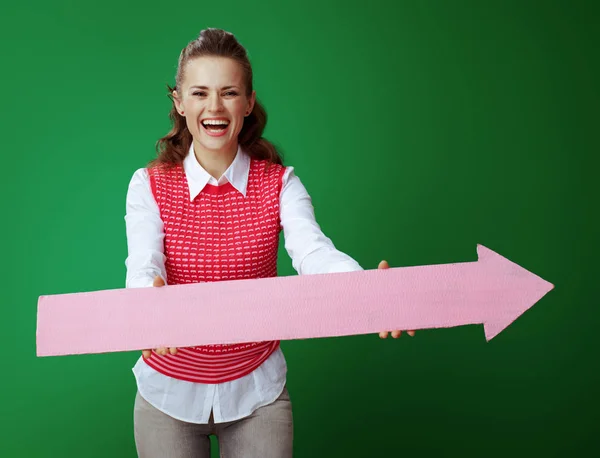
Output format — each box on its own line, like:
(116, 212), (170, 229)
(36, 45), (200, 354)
(202, 119), (229, 126)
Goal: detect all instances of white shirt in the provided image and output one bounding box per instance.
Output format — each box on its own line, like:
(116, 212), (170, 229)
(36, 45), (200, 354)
(125, 143), (363, 423)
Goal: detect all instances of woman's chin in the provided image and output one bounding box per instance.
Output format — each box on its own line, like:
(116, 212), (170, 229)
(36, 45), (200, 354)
(194, 135), (236, 154)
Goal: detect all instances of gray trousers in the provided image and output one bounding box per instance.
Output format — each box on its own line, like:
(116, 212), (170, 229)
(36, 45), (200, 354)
(133, 387), (293, 458)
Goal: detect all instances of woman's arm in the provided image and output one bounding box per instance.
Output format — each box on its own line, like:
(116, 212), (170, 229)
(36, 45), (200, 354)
(124, 168), (168, 288)
(280, 168), (414, 338)
(280, 167), (363, 275)
(125, 170), (178, 356)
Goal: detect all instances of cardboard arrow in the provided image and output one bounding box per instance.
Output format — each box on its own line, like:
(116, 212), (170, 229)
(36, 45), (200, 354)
(36, 245), (554, 356)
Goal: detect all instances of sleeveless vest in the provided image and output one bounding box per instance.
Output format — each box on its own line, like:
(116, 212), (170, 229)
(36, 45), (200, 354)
(143, 158), (285, 383)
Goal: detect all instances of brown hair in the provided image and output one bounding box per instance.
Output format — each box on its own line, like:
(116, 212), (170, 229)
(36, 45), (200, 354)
(150, 28), (283, 167)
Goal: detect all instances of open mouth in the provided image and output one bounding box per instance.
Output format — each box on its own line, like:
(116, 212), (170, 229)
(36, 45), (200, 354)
(201, 119), (230, 135)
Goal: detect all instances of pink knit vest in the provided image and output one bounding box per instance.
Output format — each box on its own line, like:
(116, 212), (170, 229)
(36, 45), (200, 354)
(144, 158), (286, 384)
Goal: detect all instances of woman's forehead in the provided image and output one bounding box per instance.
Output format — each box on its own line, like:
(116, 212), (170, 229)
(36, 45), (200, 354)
(183, 56), (244, 87)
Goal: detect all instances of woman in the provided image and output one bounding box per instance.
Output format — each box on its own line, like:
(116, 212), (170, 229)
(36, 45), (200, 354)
(125, 27), (413, 458)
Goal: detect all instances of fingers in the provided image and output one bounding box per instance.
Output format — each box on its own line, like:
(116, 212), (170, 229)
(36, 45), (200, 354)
(142, 347), (178, 357)
(145, 279), (170, 358)
(378, 261), (416, 338)
(379, 330), (416, 338)
(379, 330), (402, 339)
(378, 260), (389, 269)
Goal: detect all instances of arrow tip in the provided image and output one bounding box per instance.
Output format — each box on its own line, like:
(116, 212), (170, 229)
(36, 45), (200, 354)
(476, 245), (554, 341)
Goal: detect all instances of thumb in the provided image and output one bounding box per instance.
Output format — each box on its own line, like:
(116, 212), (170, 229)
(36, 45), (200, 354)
(378, 260), (389, 269)
(153, 276), (166, 287)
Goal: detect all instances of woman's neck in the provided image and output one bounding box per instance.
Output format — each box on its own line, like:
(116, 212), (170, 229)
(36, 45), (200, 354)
(193, 140), (238, 180)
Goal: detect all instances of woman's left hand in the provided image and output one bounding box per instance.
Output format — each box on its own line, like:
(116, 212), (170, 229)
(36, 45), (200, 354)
(377, 260), (416, 339)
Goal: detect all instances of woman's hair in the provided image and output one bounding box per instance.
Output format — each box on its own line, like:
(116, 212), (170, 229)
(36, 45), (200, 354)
(150, 28), (283, 167)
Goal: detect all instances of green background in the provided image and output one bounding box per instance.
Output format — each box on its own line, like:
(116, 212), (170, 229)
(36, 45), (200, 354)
(1, 0), (597, 456)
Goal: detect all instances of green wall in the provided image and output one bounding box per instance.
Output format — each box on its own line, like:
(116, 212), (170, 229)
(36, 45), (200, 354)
(1, 0), (597, 456)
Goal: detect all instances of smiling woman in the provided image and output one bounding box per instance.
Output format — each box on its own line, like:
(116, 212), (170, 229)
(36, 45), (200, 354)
(124, 27), (410, 458)
(172, 56), (256, 172)
(150, 29), (281, 175)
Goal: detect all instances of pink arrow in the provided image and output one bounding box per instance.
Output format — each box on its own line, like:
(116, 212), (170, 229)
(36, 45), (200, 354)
(36, 244), (554, 357)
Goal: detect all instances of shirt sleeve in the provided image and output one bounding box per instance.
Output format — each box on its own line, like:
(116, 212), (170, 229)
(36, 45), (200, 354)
(280, 166), (364, 275)
(124, 168), (168, 288)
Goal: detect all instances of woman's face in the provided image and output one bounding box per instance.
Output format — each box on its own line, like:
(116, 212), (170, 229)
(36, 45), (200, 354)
(174, 56), (255, 156)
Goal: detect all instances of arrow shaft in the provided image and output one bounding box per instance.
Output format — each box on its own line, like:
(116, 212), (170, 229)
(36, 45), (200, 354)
(37, 251), (546, 356)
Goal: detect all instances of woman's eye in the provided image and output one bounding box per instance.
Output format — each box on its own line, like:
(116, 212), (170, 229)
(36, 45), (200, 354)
(192, 91), (237, 97)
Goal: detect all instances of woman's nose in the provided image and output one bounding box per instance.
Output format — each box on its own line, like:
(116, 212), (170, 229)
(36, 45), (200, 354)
(208, 94), (224, 112)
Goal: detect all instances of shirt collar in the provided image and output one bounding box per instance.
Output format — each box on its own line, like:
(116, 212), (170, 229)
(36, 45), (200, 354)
(183, 143), (250, 201)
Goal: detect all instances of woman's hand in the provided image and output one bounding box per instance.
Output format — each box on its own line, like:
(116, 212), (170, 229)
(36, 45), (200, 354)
(142, 276), (178, 358)
(377, 260), (416, 339)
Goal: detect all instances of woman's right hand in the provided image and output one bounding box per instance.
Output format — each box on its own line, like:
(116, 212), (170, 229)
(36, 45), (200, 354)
(142, 276), (178, 359)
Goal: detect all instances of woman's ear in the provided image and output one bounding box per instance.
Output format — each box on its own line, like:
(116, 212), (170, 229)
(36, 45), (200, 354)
(246, 90), (256, 116)
(173, 90), (184, 115)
